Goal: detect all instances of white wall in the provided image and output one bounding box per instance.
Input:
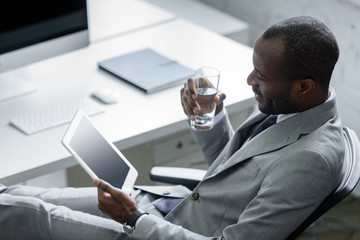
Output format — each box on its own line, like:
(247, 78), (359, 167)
(198, 0), (360, 136)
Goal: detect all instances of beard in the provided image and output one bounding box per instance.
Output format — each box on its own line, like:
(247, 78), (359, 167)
(253, 87), (300, 114)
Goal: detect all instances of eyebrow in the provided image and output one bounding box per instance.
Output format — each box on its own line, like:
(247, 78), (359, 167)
(255, 68), (266, 79)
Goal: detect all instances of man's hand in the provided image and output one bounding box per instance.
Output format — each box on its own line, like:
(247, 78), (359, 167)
(180, 78), (226, 120)
(93, 178), (137, 224)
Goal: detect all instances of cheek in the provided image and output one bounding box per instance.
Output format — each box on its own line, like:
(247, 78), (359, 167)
(260, 85), (288, 109)
(288, 84), (301, 103)
(270, 89), (298, 112)
(261, 79), (289, 98)
(258, 83), (275, 98)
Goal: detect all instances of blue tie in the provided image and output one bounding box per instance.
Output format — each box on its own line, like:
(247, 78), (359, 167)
(250, 115), (278, 139)
(154, 198), (183, 215)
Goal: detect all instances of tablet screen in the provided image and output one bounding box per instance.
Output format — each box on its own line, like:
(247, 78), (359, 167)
(69, 117), (130, 188)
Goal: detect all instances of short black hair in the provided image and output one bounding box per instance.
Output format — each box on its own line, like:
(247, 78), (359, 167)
(262, 16), (339, 91)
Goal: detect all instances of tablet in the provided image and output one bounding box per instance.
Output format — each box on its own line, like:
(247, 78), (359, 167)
(62, 109), (138, 193)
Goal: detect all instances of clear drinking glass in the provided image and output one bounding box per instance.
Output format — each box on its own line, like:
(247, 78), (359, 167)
(190, 66), (220, 131)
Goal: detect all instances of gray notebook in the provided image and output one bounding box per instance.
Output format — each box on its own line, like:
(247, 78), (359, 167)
(98, 48), (194, 93)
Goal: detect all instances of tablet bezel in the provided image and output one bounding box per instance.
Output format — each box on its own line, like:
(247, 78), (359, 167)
(62, 108), (138, 194)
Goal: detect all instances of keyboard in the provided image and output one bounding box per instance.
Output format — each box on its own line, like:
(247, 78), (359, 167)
(10, 97), (105, 135)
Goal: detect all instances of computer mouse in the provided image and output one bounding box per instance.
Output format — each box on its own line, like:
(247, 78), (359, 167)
(91, 88), (119, 104)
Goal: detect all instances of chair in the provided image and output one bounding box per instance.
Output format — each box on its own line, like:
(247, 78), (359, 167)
(150, 166), (206, 190)
(286, 126), (360, 239)
(150, 127), (360, 239)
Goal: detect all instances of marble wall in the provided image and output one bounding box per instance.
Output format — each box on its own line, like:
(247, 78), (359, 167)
(198, 0), (360, 135)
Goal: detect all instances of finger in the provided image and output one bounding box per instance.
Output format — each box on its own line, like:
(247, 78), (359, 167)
(186, 79), (200, 112)
(214, 91), (226, 104)
(180, 86), (187, 110)
(184, 88), (199, 109)
(181, 80), (199, 119)
(183, 94), (199, 119)
(214, 91), (226, 115)
(94, 178), (107, 198)
(93, 177), (101, 187)
(94, 178), (119, 196)
(97, 202), (107, 213)
(183, 104), (196, 121)
(95, 182), (111, 204)
(180, 86), (191, 117)
(198, 77), (213, 88)
(187, 78), (197, 98)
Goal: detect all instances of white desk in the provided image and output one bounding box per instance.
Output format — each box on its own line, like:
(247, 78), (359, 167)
(88, 0), (175, 42)
(0, 18), (254, 185)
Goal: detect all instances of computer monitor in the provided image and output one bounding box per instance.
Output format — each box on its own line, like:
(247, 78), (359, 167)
(0, 0), (89, 102)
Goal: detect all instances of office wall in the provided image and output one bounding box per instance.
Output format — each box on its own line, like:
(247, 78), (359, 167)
(197, 0), (360, 137)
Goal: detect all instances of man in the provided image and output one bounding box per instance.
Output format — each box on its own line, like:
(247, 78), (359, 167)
(0, 16), (344, 239)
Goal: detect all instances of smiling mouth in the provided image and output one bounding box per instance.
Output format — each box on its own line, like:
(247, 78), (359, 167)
(255, 94), (263, 102)
(253, 88), (263, 101)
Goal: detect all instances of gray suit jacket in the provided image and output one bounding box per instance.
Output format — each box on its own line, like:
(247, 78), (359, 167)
(133, 90), (345, 240)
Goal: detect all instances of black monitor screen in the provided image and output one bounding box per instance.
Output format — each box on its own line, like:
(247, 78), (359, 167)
(0, 0), (88, 54)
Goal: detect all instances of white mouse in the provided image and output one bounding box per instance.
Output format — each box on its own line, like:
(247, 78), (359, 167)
(92, 88), (119, 104)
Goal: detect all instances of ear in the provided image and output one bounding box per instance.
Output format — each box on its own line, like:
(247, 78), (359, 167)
(299, 78), (315, 95)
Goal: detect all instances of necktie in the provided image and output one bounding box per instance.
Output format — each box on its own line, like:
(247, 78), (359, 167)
(154, 198), (183, 215)
(250, 115), (278, 139)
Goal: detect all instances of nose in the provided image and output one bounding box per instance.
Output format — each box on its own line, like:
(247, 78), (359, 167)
(247, 69), (258, 87)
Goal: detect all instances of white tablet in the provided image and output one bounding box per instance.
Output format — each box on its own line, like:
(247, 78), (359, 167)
(62, 109), (138, 194)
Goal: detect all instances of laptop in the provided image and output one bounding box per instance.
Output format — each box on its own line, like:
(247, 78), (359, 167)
(98, 48), (194, 93)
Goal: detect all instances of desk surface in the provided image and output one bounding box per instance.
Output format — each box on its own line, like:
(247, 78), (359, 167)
(0, 18), (254, 185)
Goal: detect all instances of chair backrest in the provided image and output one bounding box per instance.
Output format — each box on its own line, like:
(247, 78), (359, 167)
(286, 126), (360, 240)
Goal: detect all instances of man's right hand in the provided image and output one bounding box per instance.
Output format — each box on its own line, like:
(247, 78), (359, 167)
(180, 78), (226, 121)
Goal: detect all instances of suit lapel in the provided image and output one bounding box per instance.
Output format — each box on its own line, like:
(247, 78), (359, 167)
(205, 89), (338, 178)
(215, 115), (301, 174)
(223, 111), (267, 159)
(204, 112), (268, 176)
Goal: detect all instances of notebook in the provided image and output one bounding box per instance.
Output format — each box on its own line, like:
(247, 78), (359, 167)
(98, 48), (194, 93)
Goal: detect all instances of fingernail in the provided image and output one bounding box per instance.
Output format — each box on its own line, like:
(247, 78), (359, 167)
(93, 178), (100, 186)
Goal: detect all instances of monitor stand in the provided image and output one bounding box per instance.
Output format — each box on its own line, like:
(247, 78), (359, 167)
(0, 74), (37, 102)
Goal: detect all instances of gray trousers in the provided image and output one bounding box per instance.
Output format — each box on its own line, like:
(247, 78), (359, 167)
(0, 185), (163, 240)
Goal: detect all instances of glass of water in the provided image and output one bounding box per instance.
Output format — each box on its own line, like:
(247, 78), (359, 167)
(190, 66), (220, 131)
